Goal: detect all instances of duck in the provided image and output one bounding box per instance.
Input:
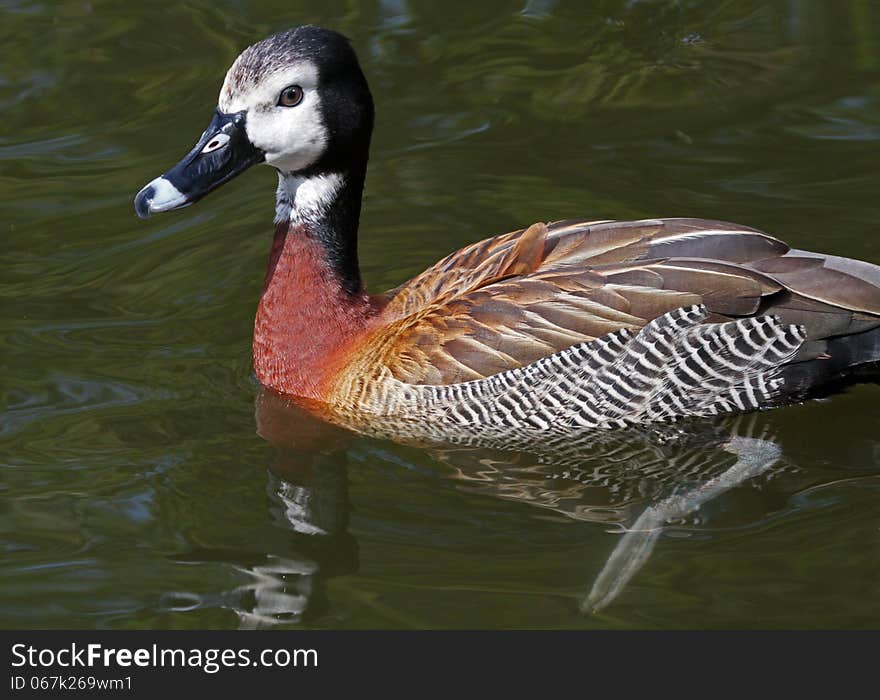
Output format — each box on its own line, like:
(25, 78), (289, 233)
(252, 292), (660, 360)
(134, 25), (880, 439)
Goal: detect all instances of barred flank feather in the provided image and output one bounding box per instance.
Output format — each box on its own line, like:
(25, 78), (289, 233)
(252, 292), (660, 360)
(360, 305), (806, 445)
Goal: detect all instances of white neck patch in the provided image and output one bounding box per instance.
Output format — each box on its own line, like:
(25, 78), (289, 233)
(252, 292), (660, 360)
(275, 171), (345, 224)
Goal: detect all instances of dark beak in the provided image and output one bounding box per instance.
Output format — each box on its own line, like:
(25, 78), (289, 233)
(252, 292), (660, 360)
(133, 109), (264, 219)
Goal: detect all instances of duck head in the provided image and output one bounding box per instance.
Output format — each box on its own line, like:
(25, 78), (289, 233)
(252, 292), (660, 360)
(133, 25), (374, 221)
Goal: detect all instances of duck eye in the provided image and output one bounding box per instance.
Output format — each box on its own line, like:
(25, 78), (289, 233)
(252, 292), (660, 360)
(278, 85), (304, 107)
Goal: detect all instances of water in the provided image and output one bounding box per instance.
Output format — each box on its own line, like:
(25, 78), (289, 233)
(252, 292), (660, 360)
(2, 0), (879, 629)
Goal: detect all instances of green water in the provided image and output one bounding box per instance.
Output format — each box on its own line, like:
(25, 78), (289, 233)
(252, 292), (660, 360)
(2, 0), (879, 629)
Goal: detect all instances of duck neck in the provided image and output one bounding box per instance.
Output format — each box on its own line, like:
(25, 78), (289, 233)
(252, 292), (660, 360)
(273, 167), (366, 293)
(254, 167), (379, 398)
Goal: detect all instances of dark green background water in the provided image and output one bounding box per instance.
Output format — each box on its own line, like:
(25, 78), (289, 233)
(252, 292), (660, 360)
(2, 0), (879, 629)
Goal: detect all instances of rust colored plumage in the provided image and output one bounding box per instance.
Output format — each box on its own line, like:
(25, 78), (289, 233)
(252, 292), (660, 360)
(316, 217), (880, 408)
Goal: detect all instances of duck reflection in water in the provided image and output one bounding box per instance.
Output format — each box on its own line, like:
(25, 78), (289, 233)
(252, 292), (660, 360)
(245, 389), (794, 623)
(208, 401), (356, 628)
(228, 466), (355, 628)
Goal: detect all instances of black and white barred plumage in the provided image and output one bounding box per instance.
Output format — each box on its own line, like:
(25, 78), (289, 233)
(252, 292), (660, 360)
(362, 305), (805, 446)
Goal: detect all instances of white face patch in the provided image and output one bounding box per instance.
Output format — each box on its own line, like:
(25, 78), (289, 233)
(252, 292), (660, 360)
(219, 60), (327, 173)
(275, 171), (344, 224)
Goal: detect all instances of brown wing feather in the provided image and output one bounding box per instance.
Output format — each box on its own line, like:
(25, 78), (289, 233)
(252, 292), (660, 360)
(372, 218), (880, 385)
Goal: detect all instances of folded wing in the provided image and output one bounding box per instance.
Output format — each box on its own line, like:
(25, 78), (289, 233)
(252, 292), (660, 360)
(375, 218), (880, 388)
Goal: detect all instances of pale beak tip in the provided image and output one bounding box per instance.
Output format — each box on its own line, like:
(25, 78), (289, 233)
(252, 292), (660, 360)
(134, 185), (155, 219)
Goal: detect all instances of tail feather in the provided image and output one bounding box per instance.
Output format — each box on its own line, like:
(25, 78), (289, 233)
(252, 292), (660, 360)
(747, 248), (880, 397)
(778, 325), (880, 399)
